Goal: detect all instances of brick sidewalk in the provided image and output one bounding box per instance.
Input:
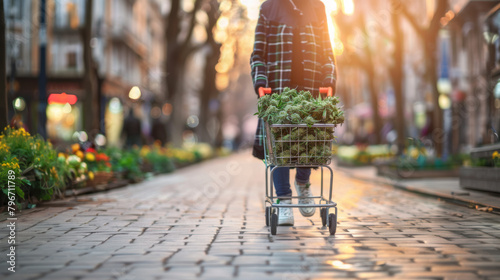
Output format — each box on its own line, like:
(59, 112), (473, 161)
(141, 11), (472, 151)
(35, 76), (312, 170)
(335, 164), (500, 213)
(1, 152), (500, 279)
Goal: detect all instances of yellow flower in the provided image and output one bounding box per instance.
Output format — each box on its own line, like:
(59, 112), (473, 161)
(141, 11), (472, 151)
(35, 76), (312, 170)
(140, 146), (151, 157)
(88, 171), (95, 180)
(85, 152), (95, 162)
(75, 150), (84, 159)
(72, 143), (80, 153)
(493, 151), (499, 159)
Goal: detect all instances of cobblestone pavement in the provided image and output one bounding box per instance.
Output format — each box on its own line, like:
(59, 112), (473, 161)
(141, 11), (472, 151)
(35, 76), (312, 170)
(1, 153), (500, 280)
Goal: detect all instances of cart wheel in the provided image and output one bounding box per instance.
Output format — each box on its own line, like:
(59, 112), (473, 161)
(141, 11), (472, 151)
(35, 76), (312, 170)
(265, 206), (270, 226)
(270, 212), (278, 235)
(320, 208), (327, 227)
(328, 213), (337, 235)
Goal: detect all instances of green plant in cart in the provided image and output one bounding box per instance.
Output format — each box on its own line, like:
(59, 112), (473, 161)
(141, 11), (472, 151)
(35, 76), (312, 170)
(256, 88), (344, 164)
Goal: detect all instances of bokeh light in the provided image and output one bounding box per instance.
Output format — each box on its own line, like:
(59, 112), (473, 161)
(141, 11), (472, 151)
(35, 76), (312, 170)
(78, 131), (88, 142)
(95, 134), (107, 146)
(129, 86), (141, 100)
(13, 97), (26, 111)
(109, 98), (123, 114)
(162, 103), (173, 116)
(187, 115), (200, 128)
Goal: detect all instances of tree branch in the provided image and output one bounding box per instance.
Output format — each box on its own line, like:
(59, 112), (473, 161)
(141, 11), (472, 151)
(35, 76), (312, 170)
(428, 0), (448, 35)
(166, 0), (181, 42)
(187, 42), (207, 56)
(399, 3), (425, 39)
(181, 0), (204, 49)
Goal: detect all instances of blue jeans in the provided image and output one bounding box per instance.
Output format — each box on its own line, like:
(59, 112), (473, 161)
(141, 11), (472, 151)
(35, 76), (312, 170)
(272, 167), (311, 197)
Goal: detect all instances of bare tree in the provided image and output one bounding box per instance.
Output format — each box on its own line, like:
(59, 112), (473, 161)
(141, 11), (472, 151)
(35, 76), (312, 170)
(82, 0), (99, 136)
(336, 10), (383, 144)
(399, 0), (448, 156)
(390, 3), (406, 154)
(197, 0), (222, 145)
(164, 0), (204, 146)
(0, 0), (6, 128)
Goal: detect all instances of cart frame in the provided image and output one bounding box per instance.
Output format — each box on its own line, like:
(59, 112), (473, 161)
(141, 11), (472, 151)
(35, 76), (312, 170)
(259, 87), (338, 235)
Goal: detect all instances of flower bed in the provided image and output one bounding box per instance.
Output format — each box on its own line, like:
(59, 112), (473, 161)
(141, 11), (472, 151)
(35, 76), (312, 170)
(460, 144), (500, 193)
(336, 145), (395, 166)
(1, 125), (220, 210)
(375, 141), (467, 179)
(0, 127), (73, 208)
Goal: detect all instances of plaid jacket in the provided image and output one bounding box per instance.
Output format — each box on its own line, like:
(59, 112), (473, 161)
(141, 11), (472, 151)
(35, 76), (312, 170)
(250, 0), (337, 96)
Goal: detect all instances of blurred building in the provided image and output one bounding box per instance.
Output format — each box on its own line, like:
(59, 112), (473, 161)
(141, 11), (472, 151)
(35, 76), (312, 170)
(4, 0), (165, 145)
(448, 0), (500, 151)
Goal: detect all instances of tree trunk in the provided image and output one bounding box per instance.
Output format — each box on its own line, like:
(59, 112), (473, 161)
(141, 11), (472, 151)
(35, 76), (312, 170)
(166, 50), (190, 146)
(215, 101), (224, 148)
(0, 0), (7, 129)
(37, 0), (48, 138)
(197, 0), (222, 145)
(400, 0), (447, 155)
(198, 46), (221, 144)
(198, 52), (213, 144)
(337, 12), (383, 144)
(82, 0), (99, 137)
(428, 57), (444, 156)
(366, 65), (382, 143)
(392, 12), (406, 154)
(164, 0), (204, 147)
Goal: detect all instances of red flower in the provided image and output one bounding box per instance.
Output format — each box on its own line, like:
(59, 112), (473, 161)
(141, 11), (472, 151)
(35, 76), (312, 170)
(86, 148), (97, 154)
(97, 153), (109, 162)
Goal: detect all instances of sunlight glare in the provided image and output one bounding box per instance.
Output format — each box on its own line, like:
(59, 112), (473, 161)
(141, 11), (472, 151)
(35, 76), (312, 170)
(342, 0), (355, 15)
(329, 260), (354, 270)
(240, 0), (261, 21)
(322, 0), (341, 56)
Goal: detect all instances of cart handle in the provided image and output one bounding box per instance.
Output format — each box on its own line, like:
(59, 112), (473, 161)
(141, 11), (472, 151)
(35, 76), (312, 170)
(259, 87), (332, 97)
(319, 87), (333, 97)
(259, 87), (272, 98)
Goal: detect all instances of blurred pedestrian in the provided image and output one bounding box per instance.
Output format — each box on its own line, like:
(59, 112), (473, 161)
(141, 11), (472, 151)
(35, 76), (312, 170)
(250, 0), (337, 226)
(122, 109), (142, 148)
(9, 113), (27, 131)
(151, 117), (167, 145)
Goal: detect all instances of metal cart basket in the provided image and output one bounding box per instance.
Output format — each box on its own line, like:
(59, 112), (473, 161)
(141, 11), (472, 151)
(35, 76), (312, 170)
(259, 87), (338, 235)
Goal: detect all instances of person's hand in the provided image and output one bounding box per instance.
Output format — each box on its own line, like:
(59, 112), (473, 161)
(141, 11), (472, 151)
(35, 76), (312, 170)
(258, 87), (272, 98)
(319, 87), (333, 97)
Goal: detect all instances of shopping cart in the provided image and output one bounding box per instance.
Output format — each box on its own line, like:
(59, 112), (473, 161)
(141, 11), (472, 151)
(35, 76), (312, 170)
(259, 87), (338, 236)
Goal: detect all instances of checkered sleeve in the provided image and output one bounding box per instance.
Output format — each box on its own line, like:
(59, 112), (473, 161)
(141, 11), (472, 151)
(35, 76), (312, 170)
(320, 16), (337, 94)
(250, 8), (268, 96)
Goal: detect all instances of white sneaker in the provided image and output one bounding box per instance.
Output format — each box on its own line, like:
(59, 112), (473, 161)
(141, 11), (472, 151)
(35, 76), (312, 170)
(294, 181), (316, 217)
(277, 199), (294, 226)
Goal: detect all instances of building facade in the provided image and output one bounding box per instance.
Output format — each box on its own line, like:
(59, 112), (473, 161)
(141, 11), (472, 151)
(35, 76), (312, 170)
(4, 0), (165, 145)
(448, 0), (500, 151)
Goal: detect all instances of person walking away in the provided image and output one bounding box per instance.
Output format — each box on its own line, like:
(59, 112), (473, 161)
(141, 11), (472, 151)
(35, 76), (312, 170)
(250, 0), (337, 226)
(122, 109), (142, 148)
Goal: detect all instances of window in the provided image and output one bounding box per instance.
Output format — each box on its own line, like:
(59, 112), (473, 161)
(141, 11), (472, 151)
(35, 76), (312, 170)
(66, 52), (77, 69)
(6, 0), (23, 20)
